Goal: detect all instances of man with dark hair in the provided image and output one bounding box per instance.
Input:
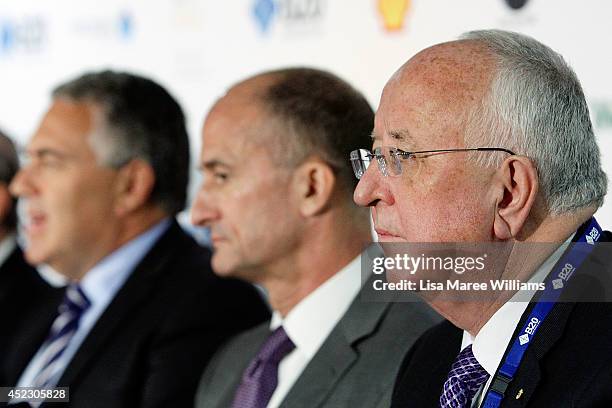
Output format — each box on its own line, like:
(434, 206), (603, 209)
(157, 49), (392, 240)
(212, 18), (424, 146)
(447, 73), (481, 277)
(2, 70), (269, 407)
(0, 130), (19, 232)
(193, 68), (438, 408)
(0, 130), (49, 320)
(350, 30), (612, 407)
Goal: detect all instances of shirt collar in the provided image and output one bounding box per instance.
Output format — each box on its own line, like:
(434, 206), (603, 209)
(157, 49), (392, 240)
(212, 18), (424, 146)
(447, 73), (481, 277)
(462, 235), (573, 375)
(270, 253), (362, 359)
(78, 218), (171, 307)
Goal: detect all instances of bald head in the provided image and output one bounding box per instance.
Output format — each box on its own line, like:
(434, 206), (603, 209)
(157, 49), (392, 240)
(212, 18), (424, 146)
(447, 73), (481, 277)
(384, 40), (496, 147)
(207, 67), (374, 192)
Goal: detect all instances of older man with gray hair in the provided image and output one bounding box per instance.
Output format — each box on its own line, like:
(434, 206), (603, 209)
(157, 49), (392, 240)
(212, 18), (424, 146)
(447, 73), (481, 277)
(3, 70), (269, 407)
(351, 29), (611, 407)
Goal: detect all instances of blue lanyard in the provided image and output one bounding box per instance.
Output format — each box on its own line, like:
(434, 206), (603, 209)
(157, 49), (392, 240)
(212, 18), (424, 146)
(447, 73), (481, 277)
(482, 217), (603, 408)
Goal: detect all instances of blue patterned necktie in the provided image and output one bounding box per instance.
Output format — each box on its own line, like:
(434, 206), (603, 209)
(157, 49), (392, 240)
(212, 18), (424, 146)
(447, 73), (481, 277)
(232, 326), (296, 408)
(30, 283), (91, 388)
(440, 344), (490, 408)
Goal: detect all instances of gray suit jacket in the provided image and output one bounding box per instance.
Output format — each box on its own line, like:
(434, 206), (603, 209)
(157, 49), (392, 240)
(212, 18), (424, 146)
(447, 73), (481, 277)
(195, 288), (440, 408)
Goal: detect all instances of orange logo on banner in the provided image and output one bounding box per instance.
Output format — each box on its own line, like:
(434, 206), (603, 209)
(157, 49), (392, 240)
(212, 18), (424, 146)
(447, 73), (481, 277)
(378, 0), (410, 31)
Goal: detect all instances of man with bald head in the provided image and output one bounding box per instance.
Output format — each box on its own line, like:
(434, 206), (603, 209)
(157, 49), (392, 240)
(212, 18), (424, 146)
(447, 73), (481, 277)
(350, 30), (611, 407)
(192, 68), (439, 408)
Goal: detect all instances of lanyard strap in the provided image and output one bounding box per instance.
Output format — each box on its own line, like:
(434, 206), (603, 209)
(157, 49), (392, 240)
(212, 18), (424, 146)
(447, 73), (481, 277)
(482, 217), (603, 408)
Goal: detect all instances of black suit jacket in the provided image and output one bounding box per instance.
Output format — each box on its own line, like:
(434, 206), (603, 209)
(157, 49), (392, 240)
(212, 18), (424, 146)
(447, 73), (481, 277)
(0, 245), (59, 352)
(392, 230), (612, 408)
(0, 221), (270, 408)
(0, 244), (51, 305)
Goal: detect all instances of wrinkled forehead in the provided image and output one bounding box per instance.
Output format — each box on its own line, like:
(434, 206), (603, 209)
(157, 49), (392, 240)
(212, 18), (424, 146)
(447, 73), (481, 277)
(375, 40), (495, 148)
(201, 87), (283, 169)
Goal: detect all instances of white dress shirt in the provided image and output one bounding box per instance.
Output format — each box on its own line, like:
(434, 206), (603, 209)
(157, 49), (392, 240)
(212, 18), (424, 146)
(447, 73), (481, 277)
(14, 219), (171, 392)
(461, 238), (572, 407)
(266, 254), (362, 408)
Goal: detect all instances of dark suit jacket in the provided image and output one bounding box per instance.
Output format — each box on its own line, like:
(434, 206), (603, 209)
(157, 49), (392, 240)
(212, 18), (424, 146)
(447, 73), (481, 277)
(0, 245), (59, 352)
(391, 230), (612, 408)
(0, 244), (50, 305)
(196, 285), (441, 408)
(0, 221), (270, 408)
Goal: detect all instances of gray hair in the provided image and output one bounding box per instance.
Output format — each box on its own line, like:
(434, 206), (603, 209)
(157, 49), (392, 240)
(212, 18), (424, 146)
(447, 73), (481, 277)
(461, 29), (607, 215)
(52, 70), (190, 215)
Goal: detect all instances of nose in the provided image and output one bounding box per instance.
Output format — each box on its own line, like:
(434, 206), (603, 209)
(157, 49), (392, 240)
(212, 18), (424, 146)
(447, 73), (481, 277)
(9, 167), (36, 199)
(353, 163), (394, 207)
(191, 185), (220, 227)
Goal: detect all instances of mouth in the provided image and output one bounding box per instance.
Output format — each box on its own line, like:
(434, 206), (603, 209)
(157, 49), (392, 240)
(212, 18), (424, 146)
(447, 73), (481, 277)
(210, 234), (226, 246)
(374, 228), (403, 241)
(23, 209), (47, 237)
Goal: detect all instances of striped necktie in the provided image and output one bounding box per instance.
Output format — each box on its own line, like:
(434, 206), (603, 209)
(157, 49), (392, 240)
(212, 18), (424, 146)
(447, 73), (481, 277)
(440, 344), (490, 407)
(30, 283), (91, 388)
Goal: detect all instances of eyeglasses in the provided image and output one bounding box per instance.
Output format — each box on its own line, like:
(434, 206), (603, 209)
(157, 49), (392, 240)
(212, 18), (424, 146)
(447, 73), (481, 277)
(349, 146), (516, 180)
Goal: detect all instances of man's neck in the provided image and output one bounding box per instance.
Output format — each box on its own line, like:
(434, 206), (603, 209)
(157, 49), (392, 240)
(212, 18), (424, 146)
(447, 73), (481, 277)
(57, 211), (168, 281)
(431, 212), (592, 337)
(264, 230), (369, 317)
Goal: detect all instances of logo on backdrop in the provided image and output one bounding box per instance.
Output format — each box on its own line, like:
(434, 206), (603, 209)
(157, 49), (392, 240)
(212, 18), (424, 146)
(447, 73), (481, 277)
(378, 0), (411, 31)
(71, 10), (134, 42)
(593, 100), (612, 131)
(0, 16), (46, 57)
(252, 0), (324, 34)
(504, 0), (529, 10)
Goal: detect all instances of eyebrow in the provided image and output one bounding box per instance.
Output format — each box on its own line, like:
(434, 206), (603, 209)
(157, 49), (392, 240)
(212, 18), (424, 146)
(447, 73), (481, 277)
(388, 128), (412, 142)
(370, 128), (416, 148)
(27, 147), (71, 161)
(199, 159), (231, 172)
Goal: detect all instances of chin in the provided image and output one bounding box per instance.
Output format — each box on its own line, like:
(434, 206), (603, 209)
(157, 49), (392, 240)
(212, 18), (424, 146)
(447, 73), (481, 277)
(210, 257), (238, 278)
(24, 247), (46, 267)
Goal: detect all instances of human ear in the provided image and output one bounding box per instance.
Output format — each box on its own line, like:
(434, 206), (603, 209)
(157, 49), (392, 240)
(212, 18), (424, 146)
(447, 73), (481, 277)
(492, 156), (539, 240)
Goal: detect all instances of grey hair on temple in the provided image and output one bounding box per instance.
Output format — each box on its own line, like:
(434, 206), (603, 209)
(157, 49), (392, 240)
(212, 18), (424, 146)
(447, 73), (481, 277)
(461, 29), (608, 215)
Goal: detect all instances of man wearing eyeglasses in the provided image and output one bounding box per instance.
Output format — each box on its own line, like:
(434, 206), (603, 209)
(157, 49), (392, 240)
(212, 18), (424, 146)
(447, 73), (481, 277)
(2, 70), (269, 407)
(192, 68), (439, 408)
(352, 29), (612, 407)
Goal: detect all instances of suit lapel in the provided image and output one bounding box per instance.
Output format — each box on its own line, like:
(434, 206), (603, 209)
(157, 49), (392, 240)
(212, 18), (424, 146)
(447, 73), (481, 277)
(498, 301), (574, 407)
(279, 291), (391, 408)
(56, 221), (182, 388)
(4, 288), (63, 385)
(500, 231), (611, 407)
(216, 325), (271, 407)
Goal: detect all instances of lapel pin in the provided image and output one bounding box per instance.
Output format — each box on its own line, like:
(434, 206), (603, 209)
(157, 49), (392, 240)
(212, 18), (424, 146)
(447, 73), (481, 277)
(516, 389), (524, 399)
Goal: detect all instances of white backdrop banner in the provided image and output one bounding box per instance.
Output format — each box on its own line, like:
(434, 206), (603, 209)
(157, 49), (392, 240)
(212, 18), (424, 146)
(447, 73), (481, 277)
(0, 0), (610, 225)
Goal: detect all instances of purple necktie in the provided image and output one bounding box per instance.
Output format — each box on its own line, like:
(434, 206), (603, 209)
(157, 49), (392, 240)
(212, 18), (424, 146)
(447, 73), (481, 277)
(440, 344), (490, 408)
(31, 284), (91, 388)
(232, 326), (295, 408)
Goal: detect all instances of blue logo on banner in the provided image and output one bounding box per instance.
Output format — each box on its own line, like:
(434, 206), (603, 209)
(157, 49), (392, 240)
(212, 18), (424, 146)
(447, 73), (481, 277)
(1, 21), (13, 51)
(119, 12), (133, 39)
(253, 0), (276, 32)
(0, 16), (45, 56)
